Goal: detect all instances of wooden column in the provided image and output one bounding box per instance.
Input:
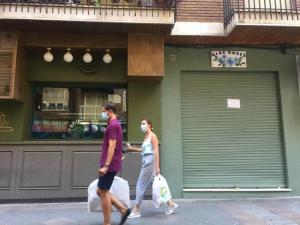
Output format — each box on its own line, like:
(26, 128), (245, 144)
(21, 33), (127, 49)
(128, 33), (164, 78)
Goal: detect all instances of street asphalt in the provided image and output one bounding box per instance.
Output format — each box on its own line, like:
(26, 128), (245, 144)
(1, 198), (300, 225)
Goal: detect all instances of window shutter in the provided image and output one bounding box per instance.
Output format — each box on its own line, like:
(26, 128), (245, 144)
(0, 32), (19, 100)
(0, 52), (14, 97)
(181, 72), (286, 189)
(0, 33), (17, 50)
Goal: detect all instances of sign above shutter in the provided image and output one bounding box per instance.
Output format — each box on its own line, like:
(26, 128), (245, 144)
(211, 51), (247, 68)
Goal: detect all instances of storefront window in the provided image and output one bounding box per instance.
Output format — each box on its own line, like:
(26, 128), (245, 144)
(31, 86), (127, 140)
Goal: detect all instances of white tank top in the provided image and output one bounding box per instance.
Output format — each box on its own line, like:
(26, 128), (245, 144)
(141, 137), (154, 155)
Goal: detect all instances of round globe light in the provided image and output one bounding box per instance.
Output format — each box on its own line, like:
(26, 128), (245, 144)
(63, 48), (73, 63)
(103, 49), (112, 64)
(92, 125), (98, 132)
(43, 48), (53, 62)
(83, 49), (93, 63)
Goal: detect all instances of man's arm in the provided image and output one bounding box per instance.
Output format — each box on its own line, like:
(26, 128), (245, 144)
(99, 139), (116, 176)
(105, 139), (116, 166)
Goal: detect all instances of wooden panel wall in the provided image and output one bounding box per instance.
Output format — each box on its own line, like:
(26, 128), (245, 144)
(128, 33), (164, 77)
(22, 33), (127, 48)
(0, 144), (147, 199)
(13, 46), (26, 102)
(176, 0), (224, 22)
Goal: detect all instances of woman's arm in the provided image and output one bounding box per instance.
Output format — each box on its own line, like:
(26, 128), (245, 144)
(126, 143), (142, 153)
(151, 134), (160, 175)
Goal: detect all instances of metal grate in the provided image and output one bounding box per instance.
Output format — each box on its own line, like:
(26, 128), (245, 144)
(224, 0), (300, 27)
(181, 72), (286, 188)
(0, 0), (179, 16)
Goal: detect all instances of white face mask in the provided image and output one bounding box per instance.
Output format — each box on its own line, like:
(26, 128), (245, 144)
(101, 111), (109, 120)
(140, 124), (148, 133)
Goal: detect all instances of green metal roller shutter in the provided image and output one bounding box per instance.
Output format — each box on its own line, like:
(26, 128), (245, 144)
(181, 72), (286, 188)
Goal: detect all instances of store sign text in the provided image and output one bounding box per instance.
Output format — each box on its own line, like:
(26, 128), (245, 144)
(211, 51), (247, 68)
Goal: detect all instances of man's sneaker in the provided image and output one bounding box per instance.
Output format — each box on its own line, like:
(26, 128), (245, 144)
(165, 203), (178, 215)
(128, 211), (142, 219)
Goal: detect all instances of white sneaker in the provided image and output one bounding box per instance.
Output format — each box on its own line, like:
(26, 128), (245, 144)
(128, 211), (142, 219)
(165, 203), (178, 215)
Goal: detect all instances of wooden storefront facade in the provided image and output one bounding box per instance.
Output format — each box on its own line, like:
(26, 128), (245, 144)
(1, 0), (300, 200)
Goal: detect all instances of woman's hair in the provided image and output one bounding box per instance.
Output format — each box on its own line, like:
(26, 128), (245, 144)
(141, 118), (154, 131)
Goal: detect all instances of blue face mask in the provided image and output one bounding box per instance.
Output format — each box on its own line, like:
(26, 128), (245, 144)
(101, 111), (109, 120)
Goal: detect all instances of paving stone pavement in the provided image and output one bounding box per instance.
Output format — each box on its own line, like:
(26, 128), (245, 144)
(1, 198), (300, 225)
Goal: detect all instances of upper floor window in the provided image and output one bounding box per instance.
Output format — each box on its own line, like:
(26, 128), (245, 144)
(31, 86), (127, 140)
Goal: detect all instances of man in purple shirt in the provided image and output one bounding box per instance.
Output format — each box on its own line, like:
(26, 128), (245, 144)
(97, 102), (131, 225)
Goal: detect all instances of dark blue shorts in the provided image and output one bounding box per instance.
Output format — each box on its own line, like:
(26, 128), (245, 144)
(97, 172), (117, 190)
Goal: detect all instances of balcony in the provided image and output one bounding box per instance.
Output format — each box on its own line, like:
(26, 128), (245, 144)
(0, 0), (176, 24)
(224, 0), (300, 32)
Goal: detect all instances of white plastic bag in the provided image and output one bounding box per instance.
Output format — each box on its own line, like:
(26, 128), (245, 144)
(152, 174), (172, 208)
(87, 176), (131, 212)
(110, 176), (131, 208)
(88, 179), (101, 212)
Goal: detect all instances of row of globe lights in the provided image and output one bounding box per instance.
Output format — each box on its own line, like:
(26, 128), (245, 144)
(43, 48), (113, 64)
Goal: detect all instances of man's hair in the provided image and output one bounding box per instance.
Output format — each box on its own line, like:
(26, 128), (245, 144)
(104, 102), (117, 113)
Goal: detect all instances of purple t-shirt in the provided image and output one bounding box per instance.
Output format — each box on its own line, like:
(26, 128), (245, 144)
(100, 118), (123, 172)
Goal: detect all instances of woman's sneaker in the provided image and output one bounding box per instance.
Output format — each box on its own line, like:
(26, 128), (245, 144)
(165, 203), (178, 215)
(128, 211), (142, 219)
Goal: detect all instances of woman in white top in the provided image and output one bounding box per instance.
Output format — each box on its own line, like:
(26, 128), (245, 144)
(126, 118), (178, 218)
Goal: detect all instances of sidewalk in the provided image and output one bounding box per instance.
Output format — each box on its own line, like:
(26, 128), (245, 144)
(1, 198), (300, 225)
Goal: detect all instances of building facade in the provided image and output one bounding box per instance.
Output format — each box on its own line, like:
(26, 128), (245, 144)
(0, 0), (300, 200)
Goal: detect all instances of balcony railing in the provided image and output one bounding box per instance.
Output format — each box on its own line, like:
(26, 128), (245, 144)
(224, 0), (300, 27)
(0, 0), (177, 24)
